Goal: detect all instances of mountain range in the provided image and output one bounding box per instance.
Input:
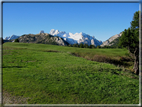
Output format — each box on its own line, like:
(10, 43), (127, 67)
(4, 35), (20, 40)
(18, 33), (69, 46)
(49, 29), (102, 46)
(3, 29), (103, 46)
(3, 29), (122, 47)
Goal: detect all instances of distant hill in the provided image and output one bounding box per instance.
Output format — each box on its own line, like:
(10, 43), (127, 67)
(100, 32), (123, 47)
(18, 33), (69, 46)
(108, 36), (121, 47)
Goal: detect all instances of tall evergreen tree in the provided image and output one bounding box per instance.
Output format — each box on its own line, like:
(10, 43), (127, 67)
(119, 11), (140, 75)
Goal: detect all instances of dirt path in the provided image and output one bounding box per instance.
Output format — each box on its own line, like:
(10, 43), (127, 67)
(2, 90), (29, 104)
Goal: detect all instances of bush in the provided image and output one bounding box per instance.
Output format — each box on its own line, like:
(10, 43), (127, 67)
(84, 44), (89, 48)
(73, 44), (78, 47)
(68, 44), (72, 47)
(90, 45), (96, 48)
(79, 43), (84, 48)
(97, 46), (101, 48)
(14, 39), (19, 42)
(91, 55), (111, 63)
(119, 57), (131, 61)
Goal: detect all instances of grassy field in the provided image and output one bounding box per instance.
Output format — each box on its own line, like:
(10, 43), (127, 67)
(2, 42), (139, 104)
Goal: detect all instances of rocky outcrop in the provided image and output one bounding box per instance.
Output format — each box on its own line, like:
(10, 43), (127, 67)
(18, 33), (69, 46)
(50, 36), (68, 46)
(100, 32), (122, 47)
(78, 36), (91, 46)
(91, 39), (96, 46)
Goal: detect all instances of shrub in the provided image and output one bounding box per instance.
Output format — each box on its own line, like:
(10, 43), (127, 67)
(97, 46), (101, 49)
(14, 39), (19, 42)
(68, 44), (72, 47)
(91, 55), (111, 63)
(73, 44), (78, 47)
(84, 44), (89, 48)
(119, 57), (131, 61)
(79, 43), (84, 48)
(90, 45), (96, 48)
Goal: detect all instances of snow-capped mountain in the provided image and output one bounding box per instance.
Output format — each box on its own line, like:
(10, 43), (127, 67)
(4, 36), (10, 40)
(4, 35), (20, 40)
(49, 29), (102, 46)
(3, 30), (103, 46)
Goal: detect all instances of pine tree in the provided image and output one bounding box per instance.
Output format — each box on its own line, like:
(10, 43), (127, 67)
(79, 43), (84, 48)
(119, 11), (140, 75)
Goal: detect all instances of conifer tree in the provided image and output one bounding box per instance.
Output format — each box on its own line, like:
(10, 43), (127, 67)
(119, 11), (140, 75)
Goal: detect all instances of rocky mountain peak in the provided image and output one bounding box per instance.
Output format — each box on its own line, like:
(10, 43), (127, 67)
(49, 29), (102, 46)
(40, 30), (44, 34)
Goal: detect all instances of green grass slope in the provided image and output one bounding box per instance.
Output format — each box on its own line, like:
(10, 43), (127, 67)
(3, 43), (139, 104)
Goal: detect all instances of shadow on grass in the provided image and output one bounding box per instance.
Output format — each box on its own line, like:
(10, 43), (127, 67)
(109, 59), (131, 67)
(43, 50), (60, 52)
(71, 52), (132, 67)
(71, 52), (139, 78)
(2, 66), (25, 68)
(98, 68), (138, 79)
(71, 52), (137, 76)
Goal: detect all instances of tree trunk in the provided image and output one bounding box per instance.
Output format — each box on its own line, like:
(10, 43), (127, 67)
(133, 47), (139, 75)
(133, 55), (139, 75)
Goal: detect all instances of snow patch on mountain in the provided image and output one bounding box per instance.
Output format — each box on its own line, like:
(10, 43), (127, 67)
(4, 35), (20, 40)
(49, 29), (102, 46)
(4, 36), (10, 40)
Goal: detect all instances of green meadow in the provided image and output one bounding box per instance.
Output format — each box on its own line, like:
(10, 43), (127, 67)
(2, 42), (139, 104)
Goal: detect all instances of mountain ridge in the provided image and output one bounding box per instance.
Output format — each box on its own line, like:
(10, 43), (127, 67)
(100, 32), (123, 47)
(49, 29), (102, 46)
(18, 33), (69, 46)
(4, 35), (20, 40)
(3, 29), (123, 47)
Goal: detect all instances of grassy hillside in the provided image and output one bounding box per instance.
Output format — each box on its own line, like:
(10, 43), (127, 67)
(3, 42), (139, 104)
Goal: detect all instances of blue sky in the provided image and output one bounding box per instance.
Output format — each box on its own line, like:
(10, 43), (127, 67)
(3, 2), (139, 41)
